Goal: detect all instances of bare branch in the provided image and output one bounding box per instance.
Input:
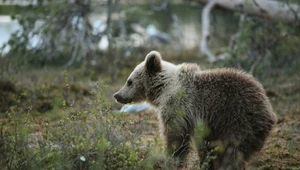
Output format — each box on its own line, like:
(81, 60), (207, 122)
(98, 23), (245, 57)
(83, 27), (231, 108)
(193, 0), (300, 23)
(228, 14), (245, 50)
(105, 0), (113, 35)
(115, 0), (126, 41)
(200, 0), (218, 62)
(150, 0), (169, 11)
(64, 38), (80, 68)
(249, 55), (262, 75)
(285, 0), (299, 22)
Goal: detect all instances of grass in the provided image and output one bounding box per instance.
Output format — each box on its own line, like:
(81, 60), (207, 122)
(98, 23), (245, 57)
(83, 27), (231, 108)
(0, 68), (178, 170)
(0, 62), (300, 169)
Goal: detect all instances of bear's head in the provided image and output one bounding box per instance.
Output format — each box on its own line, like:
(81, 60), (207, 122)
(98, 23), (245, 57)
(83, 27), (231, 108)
(114, 51), (168, 104)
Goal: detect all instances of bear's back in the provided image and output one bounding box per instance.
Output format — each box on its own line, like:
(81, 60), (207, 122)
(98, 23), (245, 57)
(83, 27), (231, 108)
(178, 66), (276, 148)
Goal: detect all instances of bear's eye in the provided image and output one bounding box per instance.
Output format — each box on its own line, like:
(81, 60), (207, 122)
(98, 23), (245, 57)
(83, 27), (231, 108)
(127, 79), (133, 86)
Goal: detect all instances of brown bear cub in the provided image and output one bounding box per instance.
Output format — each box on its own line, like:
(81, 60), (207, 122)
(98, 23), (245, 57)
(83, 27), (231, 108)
(114, 51), (277, 170)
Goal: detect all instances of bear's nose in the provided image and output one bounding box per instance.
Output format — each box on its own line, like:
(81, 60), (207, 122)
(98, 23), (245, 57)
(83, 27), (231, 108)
(113, 93), (120, 100)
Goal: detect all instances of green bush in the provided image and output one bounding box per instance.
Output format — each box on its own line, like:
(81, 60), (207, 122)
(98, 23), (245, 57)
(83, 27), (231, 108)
(223, 16), (300, 78)
(0, 77), (184, 170)
(0, 81), (144, 170)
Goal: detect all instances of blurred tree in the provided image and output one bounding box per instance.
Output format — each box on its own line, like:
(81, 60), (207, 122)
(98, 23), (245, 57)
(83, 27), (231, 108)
(224, 15), (300, 77)
(2, 0), (97, 67)
(195, 0), (300, 62)
(1, 0), (299, 78)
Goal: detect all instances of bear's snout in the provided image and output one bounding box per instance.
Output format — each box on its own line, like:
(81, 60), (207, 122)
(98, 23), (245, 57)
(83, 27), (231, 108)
(114, 92), (127, 104)
(113, 92), (120, 100)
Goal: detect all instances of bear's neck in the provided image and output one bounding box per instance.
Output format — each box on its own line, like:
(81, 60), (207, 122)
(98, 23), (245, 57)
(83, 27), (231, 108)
(146, 69), (180, 107)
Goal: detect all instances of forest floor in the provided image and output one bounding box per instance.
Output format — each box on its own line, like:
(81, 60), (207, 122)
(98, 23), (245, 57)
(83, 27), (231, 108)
(1, 62), (300, 169)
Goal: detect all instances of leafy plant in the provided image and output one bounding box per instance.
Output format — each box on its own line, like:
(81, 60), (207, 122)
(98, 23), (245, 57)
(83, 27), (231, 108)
(223, 16), (300, 78)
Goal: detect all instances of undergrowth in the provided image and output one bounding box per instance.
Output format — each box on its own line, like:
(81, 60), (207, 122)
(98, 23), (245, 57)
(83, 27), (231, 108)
(1, 49), (300, 169)
(0, 72), (179, 170)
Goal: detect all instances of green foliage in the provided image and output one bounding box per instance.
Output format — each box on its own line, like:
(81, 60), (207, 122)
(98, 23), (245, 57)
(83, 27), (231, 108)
(0, 81), (146, 170)
(176, 88), (186, 98)
(223, 16), (300, 78)
(0, 71), (187, 169)
(104, 145), (142, 169)
(194, 120), (210, 146)
(143, 148), (177, 170)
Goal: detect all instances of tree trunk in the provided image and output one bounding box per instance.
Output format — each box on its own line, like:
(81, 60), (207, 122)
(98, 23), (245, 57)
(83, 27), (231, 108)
(200, 0), (218, 62)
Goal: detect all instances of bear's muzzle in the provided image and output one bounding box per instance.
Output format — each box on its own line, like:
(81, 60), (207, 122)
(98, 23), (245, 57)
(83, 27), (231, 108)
(114, 92), (129, 104)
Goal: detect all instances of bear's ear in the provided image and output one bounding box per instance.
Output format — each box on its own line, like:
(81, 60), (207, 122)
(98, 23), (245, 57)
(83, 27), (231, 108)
(145, 51), (162, 75)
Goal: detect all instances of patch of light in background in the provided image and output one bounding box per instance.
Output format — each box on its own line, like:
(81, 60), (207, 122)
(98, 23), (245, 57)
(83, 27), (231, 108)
(0, 15), (44, 55)
(0, 16), (21, 55)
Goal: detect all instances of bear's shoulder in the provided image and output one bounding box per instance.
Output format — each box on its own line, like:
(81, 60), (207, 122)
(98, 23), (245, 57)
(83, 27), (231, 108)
(202, 68), (253, 81)
(178, 64), (246, 79)
(196, 68), (262, 89)
(205, 68), (246, 77)
(177, 65), (258, 87)
(178, 63), (200, 74)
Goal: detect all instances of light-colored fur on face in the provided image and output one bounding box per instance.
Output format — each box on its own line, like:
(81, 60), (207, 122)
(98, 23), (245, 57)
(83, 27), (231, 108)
(114, 51), (179, 105)
(114, 63), (146, 104)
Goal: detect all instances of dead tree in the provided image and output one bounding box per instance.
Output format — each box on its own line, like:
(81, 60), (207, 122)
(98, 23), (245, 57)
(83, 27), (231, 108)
(195, 0), (300, 62)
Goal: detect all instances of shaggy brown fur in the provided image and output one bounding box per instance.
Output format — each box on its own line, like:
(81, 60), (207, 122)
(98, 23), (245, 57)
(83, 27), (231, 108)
(114, 51), (277, 170)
